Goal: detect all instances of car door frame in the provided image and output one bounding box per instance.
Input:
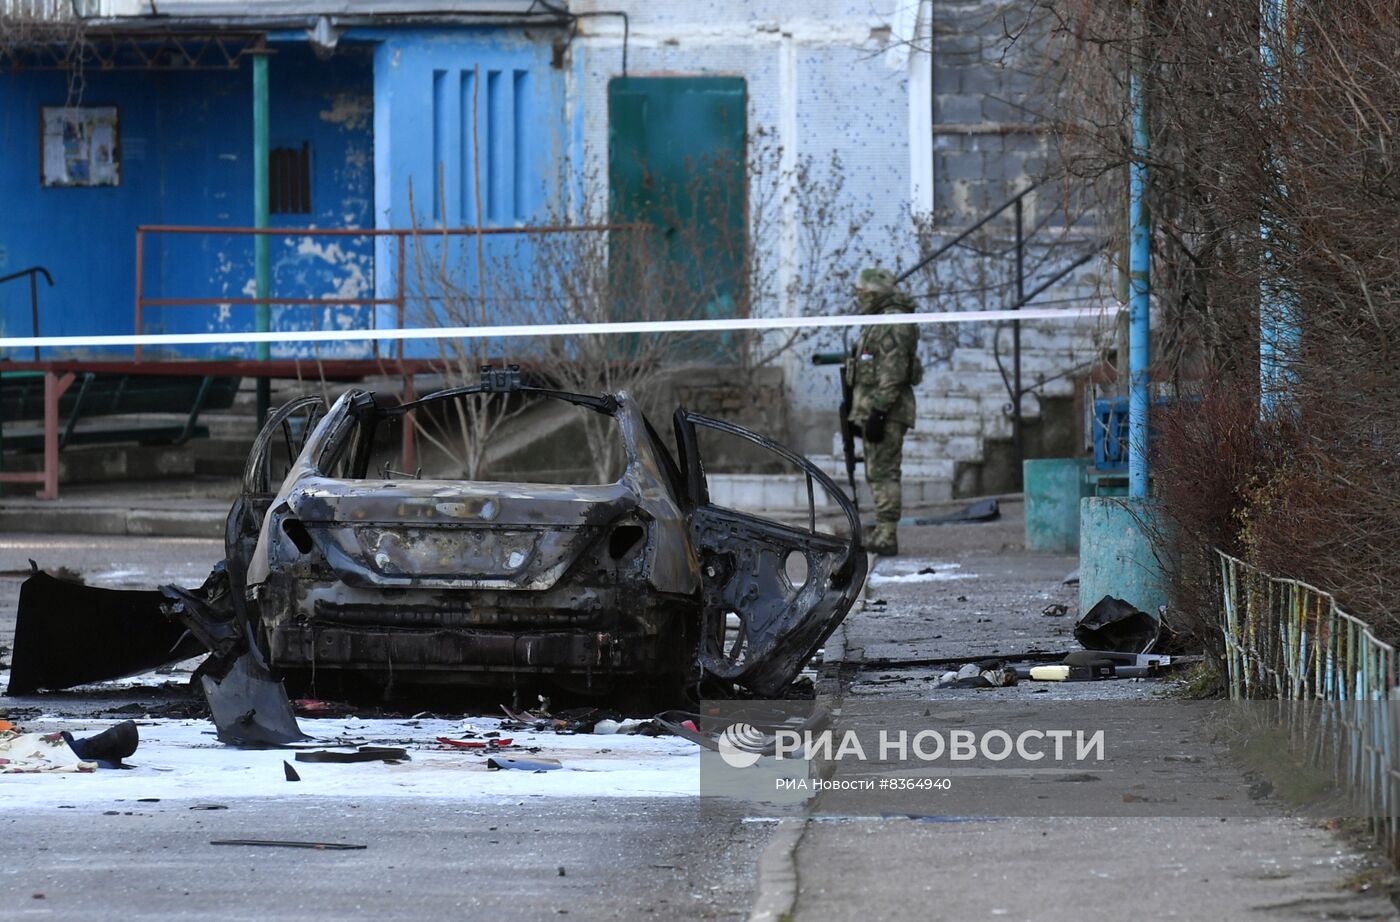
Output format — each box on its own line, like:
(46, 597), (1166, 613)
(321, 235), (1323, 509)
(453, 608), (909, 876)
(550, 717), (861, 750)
(672, 408), (868, 696)
(226, 396), (327, 600)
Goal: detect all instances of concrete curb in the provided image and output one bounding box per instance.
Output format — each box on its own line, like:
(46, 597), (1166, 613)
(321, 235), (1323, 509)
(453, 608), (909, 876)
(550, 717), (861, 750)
(0, 506), (224, 539)
(746, 817), (808, 922)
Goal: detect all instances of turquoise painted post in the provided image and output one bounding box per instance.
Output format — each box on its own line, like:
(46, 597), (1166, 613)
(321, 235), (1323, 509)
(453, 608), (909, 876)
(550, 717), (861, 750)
(1078, 497), (1169, 618)
(1024, 458), (1091, 553)
(1128, 55), (1151, 498)
(252, 50), (271, 425)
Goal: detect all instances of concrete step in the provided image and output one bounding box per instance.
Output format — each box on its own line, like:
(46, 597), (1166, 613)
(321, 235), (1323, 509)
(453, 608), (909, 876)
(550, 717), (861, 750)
(810, 452), (956, 482)
(916, 394), (1002, 420)
(190, 437), (255, 477)
(0, 443), (197, 487)
(917, 368), (1010, 396)
(948, 346), (1091, 378)
(0, 500), (225, 538)
(706, 472), (953, 512)
(905, 433), (983, 462)
(200, 412), (261, 440)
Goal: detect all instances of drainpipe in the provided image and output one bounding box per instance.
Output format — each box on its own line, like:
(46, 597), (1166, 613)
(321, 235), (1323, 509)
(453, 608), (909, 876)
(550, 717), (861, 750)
(1128, 34), (1151, 498)
(252, 46), (271, 426)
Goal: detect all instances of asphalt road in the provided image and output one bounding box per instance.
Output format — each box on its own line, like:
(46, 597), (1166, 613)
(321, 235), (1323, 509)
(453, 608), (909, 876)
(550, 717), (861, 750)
(788, 507), (1400, 921)
(0, 534), (764, 921)
(0, 797), (765, 920)
(6, 514), (1398, 921)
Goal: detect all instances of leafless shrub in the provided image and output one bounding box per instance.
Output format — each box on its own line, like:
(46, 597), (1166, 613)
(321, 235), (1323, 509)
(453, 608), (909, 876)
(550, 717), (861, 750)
(1, 2), (89, 104)
(1048, 0), (1400, 634)
(407, 128), (877, 483)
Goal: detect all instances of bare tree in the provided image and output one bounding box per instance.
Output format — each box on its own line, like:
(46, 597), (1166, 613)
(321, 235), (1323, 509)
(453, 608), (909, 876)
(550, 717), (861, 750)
(407, 128), (878, 484)
(1045, 0), (1400, 637)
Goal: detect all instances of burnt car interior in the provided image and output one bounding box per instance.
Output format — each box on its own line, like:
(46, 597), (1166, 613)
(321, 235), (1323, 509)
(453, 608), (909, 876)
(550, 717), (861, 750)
(6, 366), (867, 746)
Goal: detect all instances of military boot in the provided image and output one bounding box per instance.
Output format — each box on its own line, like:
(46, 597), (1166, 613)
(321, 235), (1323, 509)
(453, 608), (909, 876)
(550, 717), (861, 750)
(868, 524), (899, 557)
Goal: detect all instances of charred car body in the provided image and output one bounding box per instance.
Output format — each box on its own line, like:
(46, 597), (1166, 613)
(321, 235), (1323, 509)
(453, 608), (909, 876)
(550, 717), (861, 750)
(8, 368), (866, 743)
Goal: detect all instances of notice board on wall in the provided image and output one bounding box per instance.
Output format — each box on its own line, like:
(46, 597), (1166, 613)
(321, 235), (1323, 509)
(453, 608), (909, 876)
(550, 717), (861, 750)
(41, 106), (120, 187)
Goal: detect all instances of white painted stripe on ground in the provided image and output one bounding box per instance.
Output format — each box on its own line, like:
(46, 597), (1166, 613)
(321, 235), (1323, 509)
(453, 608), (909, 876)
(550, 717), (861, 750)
(0, 306), (1118, 351)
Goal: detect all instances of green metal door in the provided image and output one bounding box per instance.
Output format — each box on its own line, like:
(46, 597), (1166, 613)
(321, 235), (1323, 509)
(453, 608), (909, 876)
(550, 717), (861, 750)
(609, 77), (747, 327)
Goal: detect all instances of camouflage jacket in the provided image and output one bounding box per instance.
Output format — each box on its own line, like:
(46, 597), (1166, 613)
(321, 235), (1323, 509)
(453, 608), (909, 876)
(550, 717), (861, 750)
(847, 296), (921, 429)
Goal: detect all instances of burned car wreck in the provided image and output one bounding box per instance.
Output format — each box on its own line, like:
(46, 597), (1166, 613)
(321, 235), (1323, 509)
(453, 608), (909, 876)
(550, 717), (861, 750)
(8, 369), (866, 745)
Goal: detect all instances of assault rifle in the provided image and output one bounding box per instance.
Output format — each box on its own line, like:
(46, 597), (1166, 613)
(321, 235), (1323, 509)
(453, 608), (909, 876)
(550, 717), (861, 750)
(812, 350), (860, 512)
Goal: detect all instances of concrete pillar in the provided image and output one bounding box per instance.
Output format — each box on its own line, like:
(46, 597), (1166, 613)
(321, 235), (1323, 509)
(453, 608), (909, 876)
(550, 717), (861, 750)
(1024, 458), (1091, 553)
(1079, 496), (1169, 617)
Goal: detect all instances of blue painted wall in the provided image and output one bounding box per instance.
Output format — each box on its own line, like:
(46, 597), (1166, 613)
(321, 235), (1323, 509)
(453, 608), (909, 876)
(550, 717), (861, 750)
(367, 29), (565, 355)
(1, 28), (565, 362)
(0, 42), (375, 359)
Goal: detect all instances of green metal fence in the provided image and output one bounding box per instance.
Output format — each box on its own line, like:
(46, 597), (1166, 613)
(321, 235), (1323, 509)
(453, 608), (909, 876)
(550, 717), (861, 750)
(1218, 550), (1400, 856)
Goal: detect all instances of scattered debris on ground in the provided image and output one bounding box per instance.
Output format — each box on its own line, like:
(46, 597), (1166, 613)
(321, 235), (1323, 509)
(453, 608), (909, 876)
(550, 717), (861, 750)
(295, 747), (409, 764)
(907, 498), (1000, 526)
(1074, 596), (1160, 653)
(487, 756), (563, 772)
(210, 839), (366, 851)
(1, 719), (140, 773)
(935, 660), (1018, 689)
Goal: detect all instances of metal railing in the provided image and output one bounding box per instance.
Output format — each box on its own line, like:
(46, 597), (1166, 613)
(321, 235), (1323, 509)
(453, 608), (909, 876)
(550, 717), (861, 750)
(0, 266), (53, 361)
(1218, 549), (1400, 856)
(893, 183), (1105, 484)
(133, 223), (639, 362)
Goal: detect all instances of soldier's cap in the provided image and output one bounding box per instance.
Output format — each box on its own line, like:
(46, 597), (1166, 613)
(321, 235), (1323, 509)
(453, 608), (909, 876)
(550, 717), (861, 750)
(856, 267), (896, 294)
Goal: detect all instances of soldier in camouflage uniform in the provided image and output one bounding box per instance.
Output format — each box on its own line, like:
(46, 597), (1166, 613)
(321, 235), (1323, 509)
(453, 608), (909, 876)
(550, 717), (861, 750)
(847, 267), (920, 556)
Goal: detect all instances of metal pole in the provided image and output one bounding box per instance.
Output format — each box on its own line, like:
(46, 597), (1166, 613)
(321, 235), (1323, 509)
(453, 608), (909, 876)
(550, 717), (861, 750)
(1012, 197), (1025, 486)
(134, 229), (145, 362)
(396, 234), (406, 361)
(1259, 0), (1298, 413)
(253, 48), (272, 426)
(29, 272), (40, 362)
(1128, 38), (1152, 499)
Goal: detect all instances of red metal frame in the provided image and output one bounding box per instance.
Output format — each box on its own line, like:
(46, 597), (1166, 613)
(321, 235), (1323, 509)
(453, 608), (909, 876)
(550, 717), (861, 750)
(133, 223), (636, 363)
(0, 359), (439, 501)
(3, 223), (635, 500)
(0, 371), (75, 500)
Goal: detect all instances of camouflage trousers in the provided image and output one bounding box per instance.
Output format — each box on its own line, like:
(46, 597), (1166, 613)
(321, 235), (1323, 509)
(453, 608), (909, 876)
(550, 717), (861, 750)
(864, 420), (908, 535)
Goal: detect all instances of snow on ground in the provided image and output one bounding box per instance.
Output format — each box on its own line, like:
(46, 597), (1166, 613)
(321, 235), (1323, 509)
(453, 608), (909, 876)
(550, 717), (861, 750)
(867, 559), (977, 586)
(0, 716), (703, 806)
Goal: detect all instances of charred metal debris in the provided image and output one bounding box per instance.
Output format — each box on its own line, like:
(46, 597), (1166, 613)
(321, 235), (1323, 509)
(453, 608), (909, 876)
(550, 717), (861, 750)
(7, 367), (867, 745)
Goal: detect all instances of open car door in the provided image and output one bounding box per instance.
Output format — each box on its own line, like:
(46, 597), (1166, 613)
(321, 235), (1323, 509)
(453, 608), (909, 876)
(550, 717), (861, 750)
(226, 395), (326, 589)
(673, 410), (868, 697)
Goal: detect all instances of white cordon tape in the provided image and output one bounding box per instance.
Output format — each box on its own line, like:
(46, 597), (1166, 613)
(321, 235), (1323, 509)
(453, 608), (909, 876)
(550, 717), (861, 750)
(0, 306), (1117, 351)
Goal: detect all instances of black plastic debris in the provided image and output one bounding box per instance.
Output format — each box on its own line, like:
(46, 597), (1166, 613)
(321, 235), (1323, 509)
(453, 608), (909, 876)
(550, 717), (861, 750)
(1074, 596), (1159, 654)
(6, 569), (201, 695)
(908, 498), (1000, 527)
(164, 567), (306, 747)
(295, 748), (410, 764)
(61, 720), (139, 769)
(283, 761), (301, 782)
(211, 840), (366, 850)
